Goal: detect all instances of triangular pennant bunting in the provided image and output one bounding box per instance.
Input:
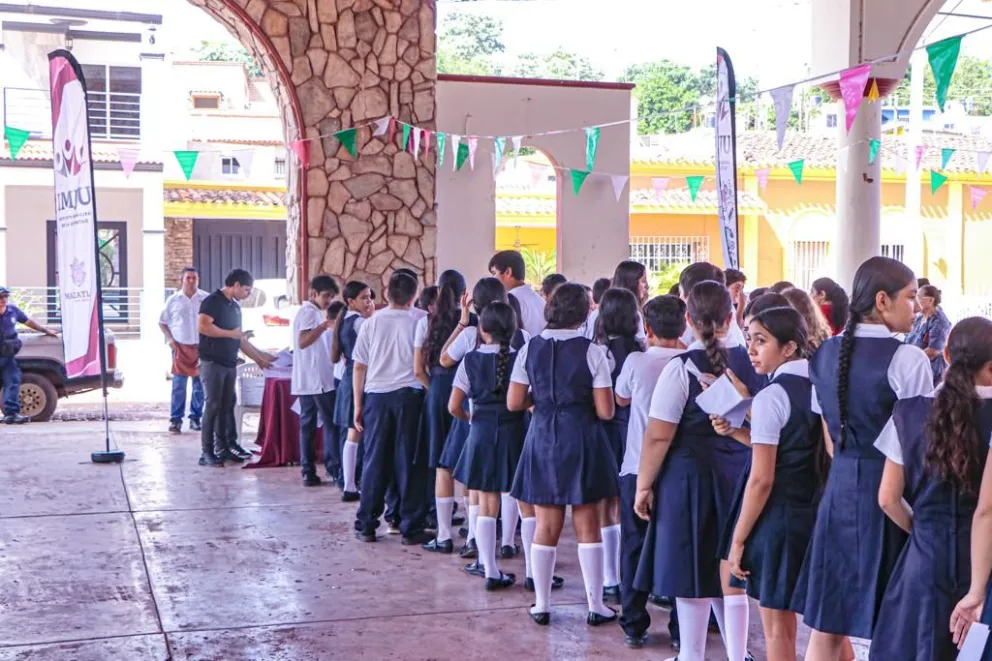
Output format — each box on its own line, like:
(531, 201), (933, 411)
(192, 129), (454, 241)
(754, 168), (770, 192)
(769, 86), (793, 151)
(338, 128), (358, 158)
(971, 186), (988, 210)
(456, 141), (469, 171)
(468, 137), (478, 170)
(174, 150), (200, 180)
(931, 171), (948, 194)
(117, 147), (139, 178)
(915, 145), (927, 170)
(411, 127), (421, 158)
(788, 159), (805, 184)
(232, 148), (255, 177)
(941, 148), (955, 171)
(570, 169), (590, 196)
(839, 63), (872, 133)
(894, 155), (907, 175)
(868, 139), (881, 165)
(493, 137), (506, 175)
(611, 175), (628, 202)
(289, 140), (310, 168)
(867, 79), (880, 104)
(511, 136), (523, 169)
(652, 177), (670, 201)
(436, 132), (447, 167)
(401, 124), (412, 151)
(388, 117), (397, 145)
(927, 36), (962, 113)
(4, 125), (30, 160)
(372, 116), (391, 137)
(450, 135), (460, 172)
(686, 175), (704, 201)
(979, 151), (991, 174)
(585, 127), (600, 172)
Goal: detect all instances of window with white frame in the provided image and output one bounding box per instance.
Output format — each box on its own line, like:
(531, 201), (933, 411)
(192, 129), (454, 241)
(629, 236), (710, 275)
(221, 156), (241, 176)
(791, 240), (830, 291)
(80, 64), (141, 140)
(881, 244), (905, 262)
(274, 157), (287, 178)
(826, 114), (838, 129)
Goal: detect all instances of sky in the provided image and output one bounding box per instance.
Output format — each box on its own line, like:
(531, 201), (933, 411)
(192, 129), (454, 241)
(151, 0), (992, 91)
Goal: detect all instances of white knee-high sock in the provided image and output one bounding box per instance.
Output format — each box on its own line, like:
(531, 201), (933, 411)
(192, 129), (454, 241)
(723, 594), (749, 661)
(342, 440), (359, 492)
(467, 505), (480, 543)
(710, 597), (727, 649)
(601, 524), (621, 587)
(500, 494), (519, 548)
(477, 516), (500, 579)
(675, 597), (714, 661)
(530, 543), (556, 615)
(577, 542), (613, 617)
(520, 517), (537, 579)
(435, 497), (455, 543)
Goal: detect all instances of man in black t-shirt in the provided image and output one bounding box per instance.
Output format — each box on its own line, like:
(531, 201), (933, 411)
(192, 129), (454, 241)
(197, 268), (273, 467)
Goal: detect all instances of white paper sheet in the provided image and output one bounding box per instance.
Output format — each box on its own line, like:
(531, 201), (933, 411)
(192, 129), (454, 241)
(695, 373), (752, 428)
(684, 359), (717, 386)
(958, 623), (990, 661)
(262, 350), (294, 379)
(290, 399), (301, 416)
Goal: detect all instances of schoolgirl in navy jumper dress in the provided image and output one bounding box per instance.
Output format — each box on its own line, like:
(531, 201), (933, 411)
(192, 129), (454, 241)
(793, 257), (933, 659)
(876, 318), (992, 661)
(593, 287), (642, 602)
(633, 280), (763, 661)
(330, 281), (375, 502)
(450, 302), (526, 591)
(713, 307), (824, 661)
(508, 282), (619, 627)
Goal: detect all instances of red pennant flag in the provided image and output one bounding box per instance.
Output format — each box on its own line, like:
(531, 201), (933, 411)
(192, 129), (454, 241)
(289, 139), (310, 168)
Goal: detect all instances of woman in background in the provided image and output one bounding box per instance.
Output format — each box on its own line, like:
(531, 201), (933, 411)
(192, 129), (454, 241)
(906, 284), (951, 385)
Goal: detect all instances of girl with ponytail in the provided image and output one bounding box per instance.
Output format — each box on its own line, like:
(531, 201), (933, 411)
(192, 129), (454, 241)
(796, 256), (933, 659)
(634, 280), (763, 661)
(811, 277), (850, 336)
(583, 260), (649, 343)
(449, 302), (528, 592)
(871, 317), (992, 659)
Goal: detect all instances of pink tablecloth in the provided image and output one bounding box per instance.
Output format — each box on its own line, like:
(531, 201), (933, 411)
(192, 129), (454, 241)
(245, 377), (323, 468)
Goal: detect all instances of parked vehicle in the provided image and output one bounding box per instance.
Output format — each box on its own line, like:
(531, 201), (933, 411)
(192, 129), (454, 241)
(15, 330), (124, 422)
(240, 278), (299, 352)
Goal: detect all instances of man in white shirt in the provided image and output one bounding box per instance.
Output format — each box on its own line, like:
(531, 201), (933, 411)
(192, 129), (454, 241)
(159, 267), (209, 434)
(292, 275), (340, 487)
(488, 250), (546, 337)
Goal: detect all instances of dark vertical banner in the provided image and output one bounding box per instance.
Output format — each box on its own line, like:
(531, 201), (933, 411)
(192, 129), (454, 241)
(715, 47), (741, 271)
(49, 50), (106, 380)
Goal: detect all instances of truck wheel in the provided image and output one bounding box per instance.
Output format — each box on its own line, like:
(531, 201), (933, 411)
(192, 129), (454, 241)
(19, 373), (59, 422)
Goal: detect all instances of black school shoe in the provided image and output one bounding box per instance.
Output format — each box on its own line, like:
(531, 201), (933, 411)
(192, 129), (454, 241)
(500, 544), (519, 559)
(648, 593), (673, 608)
(624, 632), (648, 649)
(464, 561), (486, 578)
(189, 419), (202, 431)
(401, 530), (434, 546)
(529, 606), (550, 626)
(422, 538), (453, 554)
(342, 491), (360, 502)
(485, 571), (516, 591)
(230, 443), (252, 459)
(586, 606), (618, 627)
(524, 575), (565, 591)
(603, 584), (621, 601)
(303, 473), (322, 487)
(198, 452), (225, 467)
(168, 420), (181, 434)
(355, 530), (377, 542)
(459, 538), (478, 558)
(452, 513), (465, 527)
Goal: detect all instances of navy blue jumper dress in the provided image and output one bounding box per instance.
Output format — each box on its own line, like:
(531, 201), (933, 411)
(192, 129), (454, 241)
(869, 396), (992, 661)
(603, 336), (641, 472)
(452, 349), (527, 493)
(332, 313), (361, 430)
(792, 335), (909, 638)
(509, 335), (619, 505)
(421, 314), (474, 470)
(633, 345), (761, 599)
(718, 368), (823, 610)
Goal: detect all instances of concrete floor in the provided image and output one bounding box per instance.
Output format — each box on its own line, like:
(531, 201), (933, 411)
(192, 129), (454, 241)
(0, 418), (870, 661)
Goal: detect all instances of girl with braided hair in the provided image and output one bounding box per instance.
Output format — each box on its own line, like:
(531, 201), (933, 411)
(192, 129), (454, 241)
(449, 302), (527, 591)
(795, 256), (932, 659)
(871, 317), (992, 660)
(633, 280), (763, 661)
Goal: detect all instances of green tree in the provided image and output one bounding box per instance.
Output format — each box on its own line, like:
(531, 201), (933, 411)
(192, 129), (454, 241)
(888, 55), (992, 116)
(508, 48), (604, 81)
(191, 40), (261, 77)
(521, 248), (557, 289)
(621, 60), (701, 134)
(436, 12), (504, 75)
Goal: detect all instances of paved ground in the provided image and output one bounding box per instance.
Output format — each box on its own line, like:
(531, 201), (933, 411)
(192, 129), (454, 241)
(0, 415), (870, 660)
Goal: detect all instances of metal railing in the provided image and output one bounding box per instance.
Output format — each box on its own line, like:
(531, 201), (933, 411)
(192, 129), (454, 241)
(9, 287), (147, 337)
(3, 87), (141, 141)
(630, 236), (710, 275)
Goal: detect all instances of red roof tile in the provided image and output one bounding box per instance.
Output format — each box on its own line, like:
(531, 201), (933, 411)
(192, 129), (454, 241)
(495, 189), (765, 214)
(0, 139), (161, 164)
(164, 187), (286, 206)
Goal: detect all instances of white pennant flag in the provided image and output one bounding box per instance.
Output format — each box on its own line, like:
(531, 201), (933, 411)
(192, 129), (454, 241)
(232, 148), (255, 178)
(511, 136), (523, 168)
(412, 128), (421, 160)
(978, 151), (991, 174)
(372, 116), (391, 137)
(770, 85), (794, 151)
(611, 175), (628, 202)
(468, 137), (478, 170)
(450, 134), (460, 171)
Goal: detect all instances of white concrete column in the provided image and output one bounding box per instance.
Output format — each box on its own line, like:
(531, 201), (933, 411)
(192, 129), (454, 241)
(835, 99), (882, 290)
(138, 51), (167, 343)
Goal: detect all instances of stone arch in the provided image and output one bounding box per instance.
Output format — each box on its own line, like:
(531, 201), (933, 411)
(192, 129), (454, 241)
(190, 0), (438, 300)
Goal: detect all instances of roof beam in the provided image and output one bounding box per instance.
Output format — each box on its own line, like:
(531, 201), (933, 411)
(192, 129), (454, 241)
(0, 3), (162, 24)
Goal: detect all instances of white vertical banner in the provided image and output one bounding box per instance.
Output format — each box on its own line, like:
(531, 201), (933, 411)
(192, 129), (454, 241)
(48, 49), (104, 379)
(715, 48), (741, 271)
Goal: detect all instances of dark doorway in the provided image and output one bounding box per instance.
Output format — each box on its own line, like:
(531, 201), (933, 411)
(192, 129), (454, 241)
(192, 218), (287, 291)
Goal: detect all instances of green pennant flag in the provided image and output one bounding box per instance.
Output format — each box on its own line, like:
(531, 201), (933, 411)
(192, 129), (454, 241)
(337, 128), (357, 158)
(585, 127), (600, 172)
(927, 36), (962, 113)
(868, 139), (881, 165)
(437, 132), (447, 167)
(401, 124), (412, 150)
(788, 159), (805, 184)
(686, 175), (704, 202)
(570, 169), (590, 196)
(941, 148), (955, 170)
(455, 141), (470, 171)
(493, 136), (506, 174)
(173, 150), (200, 180)
(4, 125), (30, 160)
(931, 171), (948, 194)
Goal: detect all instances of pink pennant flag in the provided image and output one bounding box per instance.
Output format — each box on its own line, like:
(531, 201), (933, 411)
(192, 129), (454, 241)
(839, 64), (872, 133)
(755, 167), (770, 192)
(117, 147), (139, 178)
(411, 128), (421, 159)
(651, 177), (670, 201)
(529, 163), (546, 188)
(290, 139), (310, 168)
(421, 130), (431, 157)
(372, 116), (391, 137)
(468, 137), (478, 170)
(611, 175), (628, 202)
(978, 151), (991, 174)
(915, 145), (927, 171)
(972, 186), (988, 210)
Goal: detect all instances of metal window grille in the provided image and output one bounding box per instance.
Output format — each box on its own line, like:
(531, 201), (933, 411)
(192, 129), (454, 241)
(274, 158), (287, 178)
(629, 236), (710, 274)
(881, 244), (905, 262)
(222, 157), (241, 175)
(791, 240), (830, 291)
